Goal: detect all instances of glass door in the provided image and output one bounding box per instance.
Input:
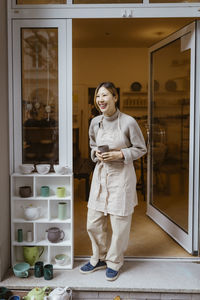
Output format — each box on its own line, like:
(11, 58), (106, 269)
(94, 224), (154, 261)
(147, 22), (198, 254)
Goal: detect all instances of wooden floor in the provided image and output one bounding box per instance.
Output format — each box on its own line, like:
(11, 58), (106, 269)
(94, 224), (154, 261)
(74, 179), (193, 258)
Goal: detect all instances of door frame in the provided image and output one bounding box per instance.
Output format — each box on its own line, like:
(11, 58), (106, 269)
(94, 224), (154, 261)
(194, 21), (200, 254)
(7, 0), (200, 19)
(7, 0), (200, 257)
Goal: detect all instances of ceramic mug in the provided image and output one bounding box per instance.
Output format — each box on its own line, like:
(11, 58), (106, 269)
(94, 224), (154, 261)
(34, 261), (44, 278)
(98, 145), (109, 153)
(36, 164), (50, 175)
(8, 296), (21, 300)
(0, 287), (12, 299)
(58, 202), (67, 220)
(19, 186), (32, 198)
(19, 164), (34, 174)
(13, 262), (30, 278)
(56, 187), (66, 198)
(53, 165), (70, 175)
(47, 227), (65, 243)
(23, 246), (44, 266)
(44, 264), (53, 280)
(40, 186), (50, 197)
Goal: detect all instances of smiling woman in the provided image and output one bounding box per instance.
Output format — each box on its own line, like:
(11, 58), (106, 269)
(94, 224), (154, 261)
(79, 81), (147, 281)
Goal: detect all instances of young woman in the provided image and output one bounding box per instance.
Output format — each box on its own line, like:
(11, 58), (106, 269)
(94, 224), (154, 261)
(80, 82), (147, 281)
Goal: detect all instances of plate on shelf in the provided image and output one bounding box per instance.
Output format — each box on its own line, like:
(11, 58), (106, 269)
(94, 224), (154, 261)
(165, 80), (177, 92)
(40, 139), (52, 144)
(45, 153), (54, 159)
(154, 80), (160, 91)
(26, 153), (36, 158)
(130, 82), (142, 92)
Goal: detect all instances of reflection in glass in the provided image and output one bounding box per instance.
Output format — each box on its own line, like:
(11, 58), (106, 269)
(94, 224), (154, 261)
(21, 28), (59, 165)
(17, 0), (65, 4)
(151, 37), (190, 232)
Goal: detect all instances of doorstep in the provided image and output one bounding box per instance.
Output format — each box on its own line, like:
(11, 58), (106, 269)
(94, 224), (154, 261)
(1, 260), (200, 297)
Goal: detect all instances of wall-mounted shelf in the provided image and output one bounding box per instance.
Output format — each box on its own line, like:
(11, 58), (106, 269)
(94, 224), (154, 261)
(122, 91), (147, 109)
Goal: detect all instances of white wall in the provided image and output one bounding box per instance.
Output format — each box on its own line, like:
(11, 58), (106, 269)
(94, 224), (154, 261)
(0, 0), (10, 281)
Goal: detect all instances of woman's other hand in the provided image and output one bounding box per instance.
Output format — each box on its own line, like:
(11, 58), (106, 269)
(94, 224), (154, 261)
(95, 150), (104, 161)
(101, 150), (124, 161)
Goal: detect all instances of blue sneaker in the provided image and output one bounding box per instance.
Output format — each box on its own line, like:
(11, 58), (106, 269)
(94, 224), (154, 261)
(80, 260), (107, 274)
(106, 268), (119, 281)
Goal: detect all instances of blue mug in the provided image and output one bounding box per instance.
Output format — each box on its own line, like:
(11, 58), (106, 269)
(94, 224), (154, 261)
(13, 262), (30, 278)
(8, 296), (21, 300)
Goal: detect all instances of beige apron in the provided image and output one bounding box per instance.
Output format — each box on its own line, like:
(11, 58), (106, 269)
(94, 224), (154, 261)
(88, 112), (137, 216)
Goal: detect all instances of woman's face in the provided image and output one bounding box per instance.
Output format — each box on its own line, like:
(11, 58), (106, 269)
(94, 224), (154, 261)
(96, 86), (117, 117)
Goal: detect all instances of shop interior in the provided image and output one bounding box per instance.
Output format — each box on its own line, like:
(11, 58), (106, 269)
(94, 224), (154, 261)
(72, 18), (196, 258)
(20, 17), (197, 258)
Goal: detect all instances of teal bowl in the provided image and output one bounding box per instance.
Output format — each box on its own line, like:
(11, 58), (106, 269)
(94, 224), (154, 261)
(13, 262), (30, 278)
(55, 253), (68, 265)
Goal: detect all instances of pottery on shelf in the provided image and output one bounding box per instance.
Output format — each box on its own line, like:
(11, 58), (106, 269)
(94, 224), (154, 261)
(22, 205), (42, 220)
(46, 227), (65, 243)
(19, 164), (35, 174)
(44, 287), (72, 300)
(36, 164), (50, 175)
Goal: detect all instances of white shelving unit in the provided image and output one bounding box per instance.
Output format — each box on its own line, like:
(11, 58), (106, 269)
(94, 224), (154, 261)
(11, 172), (73, 269)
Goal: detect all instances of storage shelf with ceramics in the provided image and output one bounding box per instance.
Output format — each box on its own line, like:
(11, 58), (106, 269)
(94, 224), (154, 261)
(122, 91), (147, 109)
(11, 173), (73, 269)
(121, 90), (148, 120)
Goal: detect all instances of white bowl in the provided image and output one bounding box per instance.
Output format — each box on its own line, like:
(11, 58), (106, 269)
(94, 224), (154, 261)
(19, 164), (35, 174)
(53, 165), (70, 175)
(55, 254), (68, 266)
(36, 164), (50, 175)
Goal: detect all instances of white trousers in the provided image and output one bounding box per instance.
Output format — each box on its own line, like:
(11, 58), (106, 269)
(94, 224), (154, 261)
(87, 208), (132, 271)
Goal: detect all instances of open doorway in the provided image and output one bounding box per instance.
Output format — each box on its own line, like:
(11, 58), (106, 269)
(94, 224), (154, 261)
(72, 18), (196, 258)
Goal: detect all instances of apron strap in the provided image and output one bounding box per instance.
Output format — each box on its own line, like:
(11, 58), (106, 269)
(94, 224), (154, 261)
(99, 115), (104, 129)
(117, 112), (120, 130)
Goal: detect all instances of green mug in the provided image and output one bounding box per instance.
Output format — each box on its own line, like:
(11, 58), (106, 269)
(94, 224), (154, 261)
(56, 187), (66, 198)
(0, 287), (12, 299)
(44, 264), (53, 280)
(34, 261), (44, 278)
(23, 246), (44, 266)
(58, 202), (67, 220)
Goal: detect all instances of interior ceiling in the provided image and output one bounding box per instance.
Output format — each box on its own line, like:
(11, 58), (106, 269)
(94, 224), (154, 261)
(73, 18), (197, 48)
